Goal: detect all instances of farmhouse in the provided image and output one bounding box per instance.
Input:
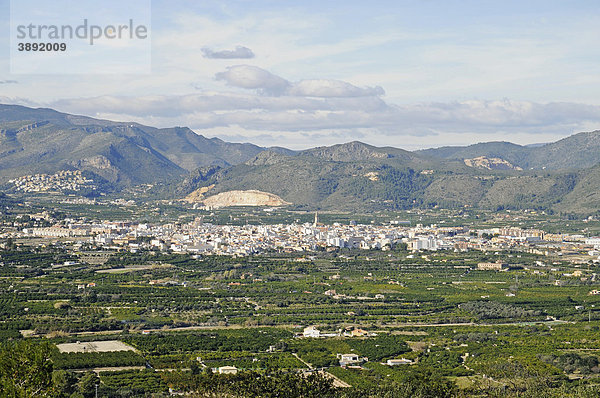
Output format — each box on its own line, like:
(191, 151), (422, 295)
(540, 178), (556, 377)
(217, 366), (238, 374)
(386, 358), (413, 366)
(303, 326), (321, 338)
(337, 353), (365, 367)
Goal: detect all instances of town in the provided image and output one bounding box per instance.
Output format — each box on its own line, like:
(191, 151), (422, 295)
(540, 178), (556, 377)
(7, 210), (600, 265)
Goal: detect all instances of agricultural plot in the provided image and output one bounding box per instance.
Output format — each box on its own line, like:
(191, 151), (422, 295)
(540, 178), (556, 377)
(57, 340), (136, 353)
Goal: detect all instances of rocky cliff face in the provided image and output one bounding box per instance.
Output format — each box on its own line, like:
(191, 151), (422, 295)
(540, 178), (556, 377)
(184, 185), (215, 202)
(464, 156), (522, 170)
(201, 190), (290, 208)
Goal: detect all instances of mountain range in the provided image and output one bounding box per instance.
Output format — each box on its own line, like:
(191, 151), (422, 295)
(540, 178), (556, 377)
(1, 103), (599, 214)
(0, 104), (265, 187)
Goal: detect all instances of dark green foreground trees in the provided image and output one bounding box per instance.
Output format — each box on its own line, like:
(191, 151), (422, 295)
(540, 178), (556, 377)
(160, 370), (457, 398)
(4, 341), (600, 398)
(0, 341), (99, 398)
(0, 340), (55, 397)
(0, 341), (455, 398)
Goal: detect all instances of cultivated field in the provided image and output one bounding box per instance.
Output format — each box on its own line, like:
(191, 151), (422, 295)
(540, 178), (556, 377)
(56, 340), (136, 353)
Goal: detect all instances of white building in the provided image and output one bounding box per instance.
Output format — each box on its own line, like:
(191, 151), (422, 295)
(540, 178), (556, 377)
(337, 353), (364, 367)
(217, 366), (238, 374)
(303, 326), (321, 338)
(386, 358), (413, 366)
(586, 237), (600, 248)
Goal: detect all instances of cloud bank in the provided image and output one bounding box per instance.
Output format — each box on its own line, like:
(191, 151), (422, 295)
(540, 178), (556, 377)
(50, 94), (600, 139)
(8, 65), (600, 149)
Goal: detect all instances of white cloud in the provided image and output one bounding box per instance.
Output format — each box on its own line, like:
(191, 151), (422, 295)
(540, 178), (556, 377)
(0, 96), (40, 107)
(214, 65), (384, 98)
(288, 79), (384, 97)
(202, 46), (255, 59)
(216, 65), (290, 95)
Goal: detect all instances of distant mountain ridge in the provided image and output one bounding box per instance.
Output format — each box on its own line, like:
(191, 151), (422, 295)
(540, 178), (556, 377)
(417, 142), (530, 168)
(191, 131), (600, 213)
(2, 104), (600, 214)
(418, 132), (600, 170)
(0, 104), (266, 187)
(302, 141), (416, 162)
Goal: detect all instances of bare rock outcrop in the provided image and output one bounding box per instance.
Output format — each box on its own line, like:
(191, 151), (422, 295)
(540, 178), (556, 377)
(201, 190), (290, 208)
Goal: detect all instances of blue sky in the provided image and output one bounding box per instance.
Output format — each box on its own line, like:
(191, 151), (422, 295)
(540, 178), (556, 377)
(1, 0), (600, 149)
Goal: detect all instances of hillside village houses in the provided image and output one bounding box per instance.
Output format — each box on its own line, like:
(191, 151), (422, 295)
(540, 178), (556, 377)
(9, 170), (97, 193)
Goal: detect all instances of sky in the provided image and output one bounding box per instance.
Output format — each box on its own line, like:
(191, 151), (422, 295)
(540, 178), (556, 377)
(1, 0), (600, 150)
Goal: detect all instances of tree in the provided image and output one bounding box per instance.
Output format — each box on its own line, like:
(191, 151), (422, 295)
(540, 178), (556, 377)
(52, 370), (77, 397)
(0, 340), (55, 397)
(77, 372), (99, 398)
(190, 361), (200, 375)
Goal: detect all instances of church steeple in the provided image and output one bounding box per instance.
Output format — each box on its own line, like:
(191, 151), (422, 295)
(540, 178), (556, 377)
(314, 211), (318, 227)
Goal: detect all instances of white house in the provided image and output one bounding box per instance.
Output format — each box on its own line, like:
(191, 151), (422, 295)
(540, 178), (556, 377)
(337, 353), (364, 367)
(303, 326), (321, 338)
(386, 358), (413, 366)
(217, 366), (238, 374)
